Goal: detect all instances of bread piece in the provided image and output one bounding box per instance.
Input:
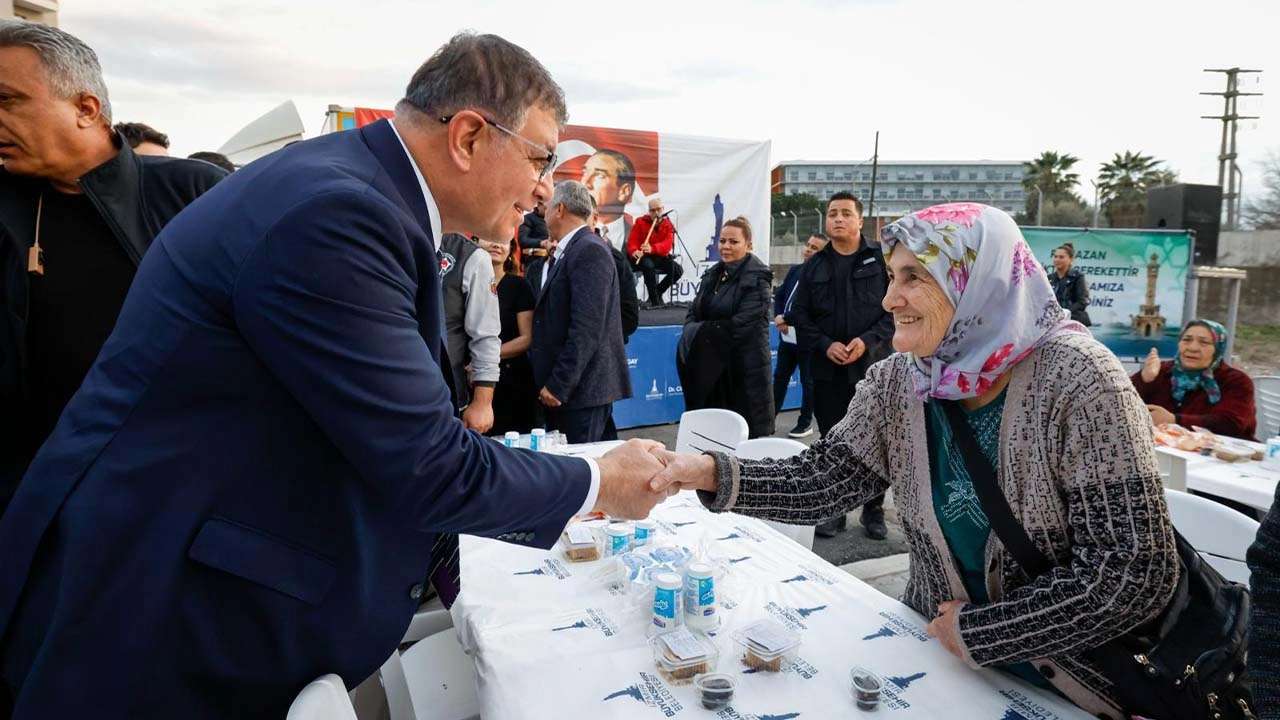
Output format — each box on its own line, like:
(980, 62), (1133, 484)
(743, 648), (783, 672)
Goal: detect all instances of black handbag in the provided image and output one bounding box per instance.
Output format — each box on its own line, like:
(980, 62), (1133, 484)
(938, 400), (1255, 720)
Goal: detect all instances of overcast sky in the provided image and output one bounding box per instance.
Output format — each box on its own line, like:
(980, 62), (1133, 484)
(61, 0), (1278, 200)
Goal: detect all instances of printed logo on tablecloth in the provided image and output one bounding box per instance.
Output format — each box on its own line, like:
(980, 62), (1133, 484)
(764, 601), (828, 631)
(727, 555), (752, 564)
(878, 671), (928, 710)
(998, 690), (1067, 720)
(862, 611), (931, 642)
(715, 525), (767, 543)
(779, 564), (837, 586)
(672, 521), (698, 528)
(715, 710), (801, 720)
(550, 607), (620, 638)
(602, 672), (684, 716)
(512, 558), (572, 580)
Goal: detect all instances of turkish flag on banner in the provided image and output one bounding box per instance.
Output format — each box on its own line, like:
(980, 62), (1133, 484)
(354, 107), (395, 127)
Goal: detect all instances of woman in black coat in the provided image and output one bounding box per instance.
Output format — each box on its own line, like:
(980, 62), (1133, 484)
(678, 216), (775, 438)
(1047, 242), (1091, 326)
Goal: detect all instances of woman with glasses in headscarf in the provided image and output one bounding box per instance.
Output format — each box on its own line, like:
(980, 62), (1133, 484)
(1131, 320), (1258, 440)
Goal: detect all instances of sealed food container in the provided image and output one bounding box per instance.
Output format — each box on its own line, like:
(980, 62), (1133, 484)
(530, 427), (545, 451)
(649, 628), (719, 684)
(650, 572), (683, 634)
(731, 619), (801, 672)
(694, 673), (736, 710)
(604, 523), (633, 557)
(634, 519), (657, 547)
(683, 561), (718, 631)
(503, 431), (520, 448)
(850, 667), (884, 711)
(561, 524), (600, 562)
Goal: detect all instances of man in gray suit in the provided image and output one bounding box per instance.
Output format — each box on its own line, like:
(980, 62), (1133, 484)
(530, 181), (632, 443)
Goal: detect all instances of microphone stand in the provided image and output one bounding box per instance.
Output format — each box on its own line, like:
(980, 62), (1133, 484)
(669, 210), (695, 307)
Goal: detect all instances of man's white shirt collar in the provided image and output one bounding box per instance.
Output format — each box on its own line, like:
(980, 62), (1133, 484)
(553, 224), (587, 263)
(389, 119), (443, 247)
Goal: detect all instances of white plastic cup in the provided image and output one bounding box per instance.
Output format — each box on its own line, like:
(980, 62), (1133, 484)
(683, 561), (717, 630)
(504, 431), (519, 448)
(651, 572), (683, 633)
(634, 519), (657, 547)
(530, 428), (546, 452)
(604, 523), (632, 556)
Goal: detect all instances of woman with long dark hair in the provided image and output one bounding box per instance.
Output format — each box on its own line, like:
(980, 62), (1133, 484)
(478, 237), (538, 435)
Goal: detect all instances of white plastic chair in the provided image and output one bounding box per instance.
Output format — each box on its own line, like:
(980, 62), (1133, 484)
(1255, 375), (1280, 439)
(1163, 489), (1261, 585)
(380, 608), (480, 720)
(675, 409), (750, 455)
(734, 438), (816, 550)
(286, 674), (358, 720)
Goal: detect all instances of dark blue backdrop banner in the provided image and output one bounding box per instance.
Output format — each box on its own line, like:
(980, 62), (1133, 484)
(612, 325), (801, 430)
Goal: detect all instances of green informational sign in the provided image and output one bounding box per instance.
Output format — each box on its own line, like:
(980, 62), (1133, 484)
(1021, 228), (1193, 360)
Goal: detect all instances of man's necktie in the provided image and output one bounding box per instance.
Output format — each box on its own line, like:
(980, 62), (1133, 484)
(426, 533), (460, 608)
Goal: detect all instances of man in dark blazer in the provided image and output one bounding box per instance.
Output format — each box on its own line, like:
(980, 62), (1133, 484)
(530, 180), (632, 443)
(0, 33), (666, 719)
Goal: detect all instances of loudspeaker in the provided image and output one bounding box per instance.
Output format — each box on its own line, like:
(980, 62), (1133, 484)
(1144, 184), (1222, 265)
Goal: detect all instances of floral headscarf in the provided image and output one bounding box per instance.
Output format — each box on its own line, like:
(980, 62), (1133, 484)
(1171, 319), (1228, 405)
(880, 203), (1090, 401)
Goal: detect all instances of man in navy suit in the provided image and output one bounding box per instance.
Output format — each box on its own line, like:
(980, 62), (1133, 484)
(530, 180), (632, 444)
(0, 33), (667, 719)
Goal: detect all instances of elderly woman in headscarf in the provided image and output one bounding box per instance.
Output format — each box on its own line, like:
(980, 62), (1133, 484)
(651, 204), (1180, 718)
(1131, 320), (1258, 440)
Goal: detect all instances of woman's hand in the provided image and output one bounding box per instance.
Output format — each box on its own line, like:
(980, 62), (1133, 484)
(1147, 404), (1176, 426)
(926, 600), (968, 659)
(647, 448), (717, 494)
(1141, 348), (1161, 383)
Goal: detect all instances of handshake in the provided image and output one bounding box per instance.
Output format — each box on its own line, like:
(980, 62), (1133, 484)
(591, 439), (719, 519)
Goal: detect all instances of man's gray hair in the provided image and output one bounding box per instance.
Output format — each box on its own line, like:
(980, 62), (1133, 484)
(0, 19), (112, 123)
(553, 181), (593, 220)
(397, 32), (567, 131)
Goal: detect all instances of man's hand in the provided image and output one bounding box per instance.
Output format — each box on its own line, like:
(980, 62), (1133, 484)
(593, 440), (672, 519)
(1147, 404), (1176, 426)
(539, 387), (562, 408)
(647, 448), (718, 495)
(462, 388), (494, 433)
(845, 337), (866, 363)
(826, 341), (851, 365)
(773, 314), (788, 334)
(926, 600), (967, 659)
(632, 249), (644, 262)
(1141, 348), (1161, 384)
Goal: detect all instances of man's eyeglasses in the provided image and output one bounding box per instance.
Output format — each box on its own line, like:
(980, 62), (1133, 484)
(439, 113), (557, 181)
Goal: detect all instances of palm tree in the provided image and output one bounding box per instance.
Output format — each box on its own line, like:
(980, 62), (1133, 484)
(1022, 151), (1081, 222)
(1097, 151), (1172, 228)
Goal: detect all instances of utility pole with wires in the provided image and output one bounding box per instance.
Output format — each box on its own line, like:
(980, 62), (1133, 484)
(1201, 68), (1261, 231)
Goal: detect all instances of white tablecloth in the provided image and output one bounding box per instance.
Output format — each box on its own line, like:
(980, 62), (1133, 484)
(451, 444), (1092, 720)
(1157, 444), (1279, 512)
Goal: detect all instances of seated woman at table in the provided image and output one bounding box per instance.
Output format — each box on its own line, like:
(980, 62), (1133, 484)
(1130, 320), (1257, 440)
(677, 216), (775, 438)
(652, 204), (1180, 718)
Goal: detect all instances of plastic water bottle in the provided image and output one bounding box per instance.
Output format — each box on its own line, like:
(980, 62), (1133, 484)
(530, 428), (545, 452)
(504, 431), (519, 448)
(683, 561), (718, 631)
(651, 572), (683, 633)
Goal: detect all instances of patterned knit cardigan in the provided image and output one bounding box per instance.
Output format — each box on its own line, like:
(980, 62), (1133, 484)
(702, 333), (1181, 717)
(1247, 485), (1280, 717)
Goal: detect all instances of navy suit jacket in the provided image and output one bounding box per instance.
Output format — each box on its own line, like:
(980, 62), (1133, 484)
(529, 227), (631, 410)
(0, 120), (591, 718)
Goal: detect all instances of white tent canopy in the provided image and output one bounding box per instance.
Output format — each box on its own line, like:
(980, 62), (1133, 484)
(218, 101), (305, 168)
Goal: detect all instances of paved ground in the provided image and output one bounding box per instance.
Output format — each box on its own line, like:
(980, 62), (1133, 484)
(620, 409), (910, 592)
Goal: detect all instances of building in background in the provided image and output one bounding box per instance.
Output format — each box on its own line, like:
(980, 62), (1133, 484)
(771, 160), (1026, 216)
(3, 0), (58, 25)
